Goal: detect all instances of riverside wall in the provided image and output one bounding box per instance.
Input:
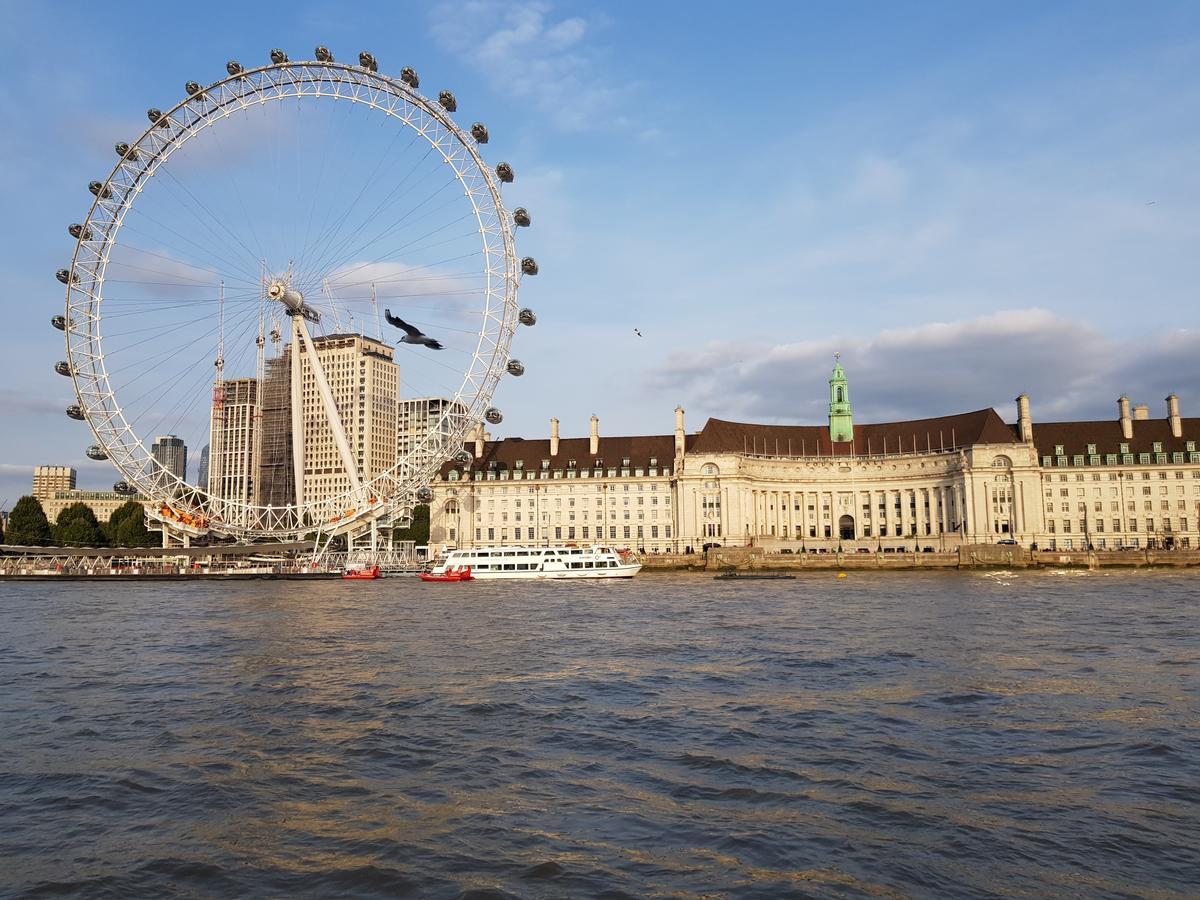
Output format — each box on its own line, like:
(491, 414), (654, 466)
(639, 546), (1200, 572)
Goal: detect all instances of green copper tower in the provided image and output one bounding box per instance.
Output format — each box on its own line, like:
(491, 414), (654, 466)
(828, 354), (854, 443)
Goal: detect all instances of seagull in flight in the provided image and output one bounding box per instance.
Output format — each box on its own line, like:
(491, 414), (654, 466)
(384, 309), (444, 350)
(634, 328), (643, 338)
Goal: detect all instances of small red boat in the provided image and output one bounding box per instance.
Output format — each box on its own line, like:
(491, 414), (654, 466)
(342, 565), (381, 580)
(418, 565), (474, 583)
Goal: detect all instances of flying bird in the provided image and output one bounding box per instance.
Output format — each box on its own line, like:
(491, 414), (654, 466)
(384, 309), (444, 349)
(634, 328), (643, 338)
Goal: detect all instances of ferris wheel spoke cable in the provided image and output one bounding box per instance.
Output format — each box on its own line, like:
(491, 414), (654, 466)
(299, 138), (447, 276)
(103, 304), (252, 382)
(124, 320), (260, 445)
(100, 308), (233, 349)
(295, 140), (440, 284)
(311, 186), (476, 287)
(292, 100), (351, 276)
(153, 315), (261, 444)
(295, 116), (429, 278)
(324, 226), (483, 287)
(293, 115), (419, 283)
(307, 173), (462, 283)
(127, 193), (264, 286)
(156, 166), (266, 278)
(121, 210), (265, 285)
(199, 106), (271, 266)
(109, 242), (257, 285)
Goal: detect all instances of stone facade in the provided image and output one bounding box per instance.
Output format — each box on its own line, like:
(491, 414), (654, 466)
(428, 366), (1199, 555)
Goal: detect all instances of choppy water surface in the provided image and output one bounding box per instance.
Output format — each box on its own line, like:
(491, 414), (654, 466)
(1, 570), (1197, 898)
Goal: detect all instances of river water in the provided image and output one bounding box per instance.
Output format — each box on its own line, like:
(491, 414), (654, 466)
(0, 570), (1196, 898)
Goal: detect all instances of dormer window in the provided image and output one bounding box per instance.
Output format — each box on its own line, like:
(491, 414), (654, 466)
(514, 459), (524, 470)
(541, 459), (550, 470)
(622, 457), (631, 467)
(568, 459), (577, 469)
(649, 457), (658, 466)
(1054, 444), (1064, 456)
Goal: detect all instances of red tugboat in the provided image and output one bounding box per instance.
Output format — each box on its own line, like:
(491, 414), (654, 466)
(342, 565), (381, 580)
(418, 565), (474, 583)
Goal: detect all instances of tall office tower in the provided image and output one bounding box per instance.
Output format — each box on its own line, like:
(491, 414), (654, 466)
(299, 333), (399, 502)
(196, 444), (210, 492)
(32, 465), (77, 500)
(151, 435), (188, 480)
(206, 378), (258, 503)
(398, 397), (469, 475)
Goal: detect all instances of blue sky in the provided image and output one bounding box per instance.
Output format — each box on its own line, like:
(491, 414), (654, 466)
(2, 1), (1199, 504)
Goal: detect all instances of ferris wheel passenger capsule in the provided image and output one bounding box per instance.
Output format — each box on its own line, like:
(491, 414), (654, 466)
(56, 268), (77, 284)
(185, 81), (203, 96)
(68, 224), (92, 240)
(314, 46), (333, 62)
(513, 208), (531, 227)
(226, 60), (244, 76)
(87, 445), (108, 461)
(485, 407), (503, 425)
(506, 359), (525, 376)
(54, 361), (72, 377)
(520, 257), (538, 276)
(470, 122), (489, 143)
(358, 51), (377, 72)
(88, 181), (111, 199)
(113, 480), (133, 494)
(415, 486), (434, 503)
(495, 162), (514, 183)
(518, 308), (536, 326)
(455, 449), (473, 464)
(270, 48), (288, 64)
(66, 405), (85, 420)
(115, 142), (138, 160)
(438, 90), (457, 112)
(51, 315), (66, 331)
(146, 108), (164, 124)
(400, 67), (419, 88)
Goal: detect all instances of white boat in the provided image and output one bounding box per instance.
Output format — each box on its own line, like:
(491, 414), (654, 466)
(429, 545), (641, 580)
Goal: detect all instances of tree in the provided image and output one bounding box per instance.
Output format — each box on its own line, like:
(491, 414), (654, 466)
(54, 502), (107, 547)
(5, 496), (53, 546)
(105, 501), (154, 547)
(392, 504), (430, 544)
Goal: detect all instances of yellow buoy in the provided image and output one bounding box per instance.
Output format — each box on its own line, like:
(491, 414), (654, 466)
(837, 572), (847, 579)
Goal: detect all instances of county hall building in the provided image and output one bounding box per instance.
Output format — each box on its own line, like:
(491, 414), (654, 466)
(428, 362), (1200, 555)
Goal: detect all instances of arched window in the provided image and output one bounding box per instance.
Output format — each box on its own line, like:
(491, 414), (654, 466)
(836, 387), (844, 403)
(701, 463), (719, 476)
(991, 455), (1012, 469)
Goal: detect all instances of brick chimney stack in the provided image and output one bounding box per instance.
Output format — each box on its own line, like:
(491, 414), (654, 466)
(1118, 396), (1132, 440)
(1167, 394), (1182, 438)
(590, 414), (599, 455)
(550, 417), (560, 456)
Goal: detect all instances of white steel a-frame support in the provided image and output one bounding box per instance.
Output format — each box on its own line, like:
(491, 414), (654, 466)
(290, 317), (306, 509)
(296, 314), (364, 497)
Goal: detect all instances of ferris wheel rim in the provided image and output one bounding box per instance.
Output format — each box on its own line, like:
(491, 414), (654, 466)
(61, 56), (523, 539)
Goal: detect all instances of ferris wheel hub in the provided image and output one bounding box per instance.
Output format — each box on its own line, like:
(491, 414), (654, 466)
(268, 278), (321, 323)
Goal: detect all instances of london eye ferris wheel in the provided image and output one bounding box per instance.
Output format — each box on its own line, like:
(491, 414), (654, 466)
(54, 47), (538, 543)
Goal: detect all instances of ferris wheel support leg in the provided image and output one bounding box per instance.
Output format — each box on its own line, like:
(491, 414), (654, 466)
(290, 318), (306, 510)
(296, 316), (365, 497)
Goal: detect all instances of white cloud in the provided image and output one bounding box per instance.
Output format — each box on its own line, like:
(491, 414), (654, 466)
(650, 309), (1200, 427)
(429, 1), (629, 131)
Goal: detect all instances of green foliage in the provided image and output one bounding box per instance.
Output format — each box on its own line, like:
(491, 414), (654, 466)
(392, 504), (430, 544)
(54, 502), (107, 547)
(104, 501), (155, 548)
(5, 496), (53, 546)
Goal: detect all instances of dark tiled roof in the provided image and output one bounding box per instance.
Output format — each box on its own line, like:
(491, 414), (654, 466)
(688, 408), (1017, 456)
(441, 432), (682, 477)
(1031, 418), (1197, 458)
